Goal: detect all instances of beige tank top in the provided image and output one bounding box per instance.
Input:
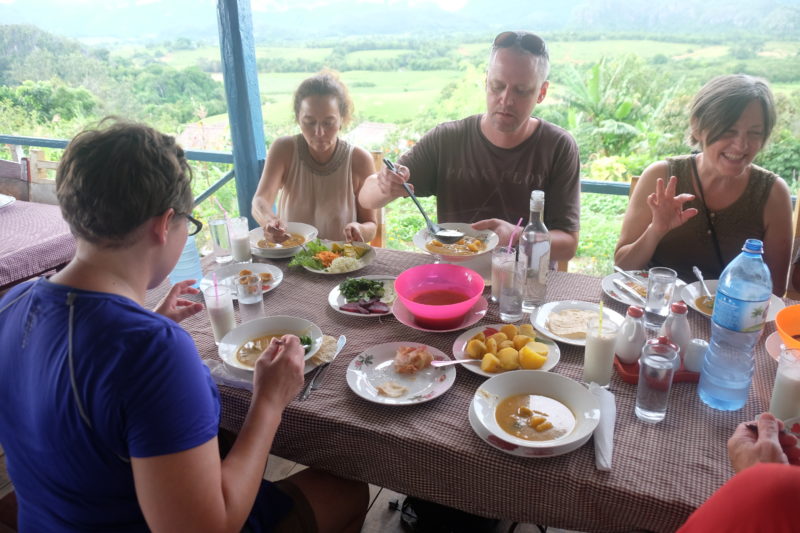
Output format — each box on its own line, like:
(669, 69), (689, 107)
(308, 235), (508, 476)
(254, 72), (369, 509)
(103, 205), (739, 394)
(277, 135), (357, 241)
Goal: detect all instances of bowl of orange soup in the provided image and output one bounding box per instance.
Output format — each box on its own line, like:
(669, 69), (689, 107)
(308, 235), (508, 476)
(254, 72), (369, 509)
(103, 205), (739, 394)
(471, 371), (600, 457)
(395, 264), (484, 330)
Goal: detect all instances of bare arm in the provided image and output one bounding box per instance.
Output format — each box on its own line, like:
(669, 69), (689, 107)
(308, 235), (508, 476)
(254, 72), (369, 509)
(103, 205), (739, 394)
(761, 177), (793, 296)
(614, 161), (698, 270)
(358, 163), (411, 210)
(251, 137), (293, 229)
(344, 147), (378, 242)
(131, 336), (306, 533)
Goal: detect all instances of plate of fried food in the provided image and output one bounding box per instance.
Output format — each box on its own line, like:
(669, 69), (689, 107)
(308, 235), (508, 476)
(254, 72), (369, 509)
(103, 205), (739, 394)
(199, 263), (283, 300)
(533, 301), (624, 347)
(452, 322), (560, 378)
(412, 222), (498, 263)
(346, 342), (456, 405)
(289, 239), (375, 274)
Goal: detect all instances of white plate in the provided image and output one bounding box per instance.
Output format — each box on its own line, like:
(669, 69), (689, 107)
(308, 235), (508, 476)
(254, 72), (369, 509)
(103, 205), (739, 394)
(301, 241), (376, 274)
(0, 194), (15, 209)
(393, 295), (488, 333)
(218, 316), (323, 381)
(412, 223), (498, 263)
(469, 372), (600, 458)
(199, 263), (283, 300)
(680, 280), (784, 321)
(250, 222), (318, 259)
(346, 342), (456, 405)
(328, 275), (397, 317)
(602, 271), (686, 307)
(452, 324), (561, 378)
(533, 300), (624, 347)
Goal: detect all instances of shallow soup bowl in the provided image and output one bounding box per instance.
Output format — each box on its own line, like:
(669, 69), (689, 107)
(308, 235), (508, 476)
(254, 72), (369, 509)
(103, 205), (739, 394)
(218, 316), (323, 381)
(250, 222), (318, 259)
(395, 263), (484, 330)
(472, 371), (600, 458)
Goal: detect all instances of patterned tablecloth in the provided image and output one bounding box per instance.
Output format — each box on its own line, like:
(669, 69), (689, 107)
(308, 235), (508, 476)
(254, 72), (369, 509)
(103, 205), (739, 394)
(145, 248), (783, 533)
(0, 200), (76, 288)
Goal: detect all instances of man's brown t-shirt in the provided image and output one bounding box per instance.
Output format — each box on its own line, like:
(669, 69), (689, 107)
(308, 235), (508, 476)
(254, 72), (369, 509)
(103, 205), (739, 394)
(398, 114), (581, 232)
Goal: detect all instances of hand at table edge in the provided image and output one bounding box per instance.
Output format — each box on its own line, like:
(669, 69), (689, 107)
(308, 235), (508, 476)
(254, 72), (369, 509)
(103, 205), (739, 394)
(728, 412), (800, 473)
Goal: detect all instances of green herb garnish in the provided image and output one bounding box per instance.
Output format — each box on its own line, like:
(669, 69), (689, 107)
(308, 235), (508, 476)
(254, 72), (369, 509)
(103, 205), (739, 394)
(299, 335), (312, 353)
(339, 277), (385, 302)
(288, 239), (330, 270)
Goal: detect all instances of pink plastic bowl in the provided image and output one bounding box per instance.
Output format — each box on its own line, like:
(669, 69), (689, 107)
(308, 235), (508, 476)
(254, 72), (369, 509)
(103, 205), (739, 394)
(395, 263), (485, 329)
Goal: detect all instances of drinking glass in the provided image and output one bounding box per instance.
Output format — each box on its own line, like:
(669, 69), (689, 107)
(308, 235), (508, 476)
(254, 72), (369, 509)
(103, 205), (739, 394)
(204, 285), (235, 344)
(228, 216), (251, 263)
(644, 267), (677, 331)
(498, 251), (525, 323)
(769, 346), (800, 421)
(236, 274), (265, 324)
(583, 317), (619, 387)
(209, 218), (232, 263)
(491, 247), (516, 304)
(635, 341), (679, 423)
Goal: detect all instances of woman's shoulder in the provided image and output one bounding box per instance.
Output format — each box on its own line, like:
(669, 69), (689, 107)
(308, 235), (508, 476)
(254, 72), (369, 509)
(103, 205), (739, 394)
(267, 135), (297, 158)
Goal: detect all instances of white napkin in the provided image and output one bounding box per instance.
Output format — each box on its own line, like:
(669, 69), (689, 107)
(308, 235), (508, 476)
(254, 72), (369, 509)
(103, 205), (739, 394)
(589, 382), (616, 471)
(204, 359), (253, 392)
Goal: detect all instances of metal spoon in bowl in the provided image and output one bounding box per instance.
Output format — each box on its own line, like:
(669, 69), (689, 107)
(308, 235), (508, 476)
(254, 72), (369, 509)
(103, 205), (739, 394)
(383, 158), (464, 244)
(692, 266), (714, 308)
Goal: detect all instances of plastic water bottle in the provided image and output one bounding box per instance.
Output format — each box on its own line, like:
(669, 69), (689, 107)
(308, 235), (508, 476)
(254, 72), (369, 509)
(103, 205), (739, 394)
(698, 239), (772, 411)
(520, 190), (550, 312)
(168, 235), (204, 288)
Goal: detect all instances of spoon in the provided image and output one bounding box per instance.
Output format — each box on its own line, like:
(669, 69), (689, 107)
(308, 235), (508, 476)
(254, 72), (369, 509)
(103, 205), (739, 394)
(430, 358), (482, 368)
(692, 266), (714, 307)
(383, 158), (464, 244)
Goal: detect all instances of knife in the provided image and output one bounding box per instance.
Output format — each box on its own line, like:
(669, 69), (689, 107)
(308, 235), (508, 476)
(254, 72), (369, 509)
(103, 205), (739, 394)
(612, 278), (646, 305)
(613, 266), (648, 290)
(300, 335), (346, 401)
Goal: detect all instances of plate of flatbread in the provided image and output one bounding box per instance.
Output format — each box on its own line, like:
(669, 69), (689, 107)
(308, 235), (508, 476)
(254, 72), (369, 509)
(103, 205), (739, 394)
(533, 300), (624, 347)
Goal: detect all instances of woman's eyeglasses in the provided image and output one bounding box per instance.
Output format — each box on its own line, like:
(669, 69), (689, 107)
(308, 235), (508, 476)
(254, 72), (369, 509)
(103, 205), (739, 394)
(493, 31), (548, 60)
(177, 212), (203, 236)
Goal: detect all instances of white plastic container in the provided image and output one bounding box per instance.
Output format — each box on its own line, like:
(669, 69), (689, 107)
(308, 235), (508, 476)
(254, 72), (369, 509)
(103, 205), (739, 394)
(659, 301), (691, 370)
(614, 305), (647, 364)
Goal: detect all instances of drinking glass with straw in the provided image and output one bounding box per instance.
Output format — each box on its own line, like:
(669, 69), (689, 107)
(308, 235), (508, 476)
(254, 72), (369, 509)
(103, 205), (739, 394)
(583, 300), (620, 388)
(491, 218), (525, 305)
(204, 271), (235, 344)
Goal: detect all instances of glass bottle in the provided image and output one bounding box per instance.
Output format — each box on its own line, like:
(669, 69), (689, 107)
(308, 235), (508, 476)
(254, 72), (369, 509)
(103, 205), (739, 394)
(520, 190), (551, 312)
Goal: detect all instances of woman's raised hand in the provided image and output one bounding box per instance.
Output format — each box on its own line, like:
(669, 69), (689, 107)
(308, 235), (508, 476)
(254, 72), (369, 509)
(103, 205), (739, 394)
(647, 176), (699, 236)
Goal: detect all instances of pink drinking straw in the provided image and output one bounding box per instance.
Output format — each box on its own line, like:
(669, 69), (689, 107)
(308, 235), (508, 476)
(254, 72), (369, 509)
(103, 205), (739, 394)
(506, 217), (524, 253)
(212, 271), (219, 301)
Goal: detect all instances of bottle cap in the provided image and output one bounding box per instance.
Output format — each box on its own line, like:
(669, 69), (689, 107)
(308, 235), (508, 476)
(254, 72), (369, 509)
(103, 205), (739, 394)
(670, 302), (688, 314)
(742, 238), (764, 254)
(646, 336), (679, 353)
(530, 190), (545, 209)
(627, 305), (644, 318)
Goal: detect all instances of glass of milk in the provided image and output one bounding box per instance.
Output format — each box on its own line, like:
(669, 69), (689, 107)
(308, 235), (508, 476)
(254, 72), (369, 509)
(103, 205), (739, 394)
(583, 317), (619, 387)
(228, 216), (252, 263)
(769, 346), (800, 421)
(203, 285), (235, 344)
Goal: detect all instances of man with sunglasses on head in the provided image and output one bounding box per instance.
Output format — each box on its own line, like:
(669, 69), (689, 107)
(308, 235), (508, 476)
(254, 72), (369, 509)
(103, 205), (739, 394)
(359, 30), (580, 260)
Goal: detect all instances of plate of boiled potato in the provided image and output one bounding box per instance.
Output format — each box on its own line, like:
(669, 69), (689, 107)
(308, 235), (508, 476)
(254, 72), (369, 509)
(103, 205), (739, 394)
(451, 322), (560, 378)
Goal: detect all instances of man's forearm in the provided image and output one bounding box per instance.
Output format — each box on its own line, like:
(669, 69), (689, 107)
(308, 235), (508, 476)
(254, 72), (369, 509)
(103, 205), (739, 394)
(359, 174), (397, 209)
(550, 230), (579, 262)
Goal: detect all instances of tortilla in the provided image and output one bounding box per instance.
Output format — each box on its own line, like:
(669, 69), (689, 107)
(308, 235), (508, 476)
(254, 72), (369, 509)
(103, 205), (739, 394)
(546, 309), (597, 339)
(308, 335), (337, 366)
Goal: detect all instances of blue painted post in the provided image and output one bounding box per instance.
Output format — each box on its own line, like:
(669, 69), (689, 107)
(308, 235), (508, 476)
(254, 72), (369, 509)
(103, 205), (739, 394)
(216, 0), (265, 228)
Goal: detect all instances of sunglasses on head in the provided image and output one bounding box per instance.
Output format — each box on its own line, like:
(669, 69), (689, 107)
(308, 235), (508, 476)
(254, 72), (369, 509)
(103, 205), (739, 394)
(493, 31), (548, 60)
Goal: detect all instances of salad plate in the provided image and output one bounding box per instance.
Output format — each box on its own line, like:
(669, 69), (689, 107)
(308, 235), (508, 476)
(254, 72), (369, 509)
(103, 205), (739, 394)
(290, 239), (375, 274)
(328, 275), (397, 317)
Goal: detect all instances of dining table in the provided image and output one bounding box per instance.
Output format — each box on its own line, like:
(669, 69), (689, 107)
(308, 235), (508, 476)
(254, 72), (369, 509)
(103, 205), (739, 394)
(144, 246), (786, 533)
(0, 199), (76, 291)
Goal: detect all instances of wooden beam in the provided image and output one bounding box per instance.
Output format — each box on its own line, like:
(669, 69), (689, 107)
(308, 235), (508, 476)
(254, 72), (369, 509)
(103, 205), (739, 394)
(216, 0), (266, 228)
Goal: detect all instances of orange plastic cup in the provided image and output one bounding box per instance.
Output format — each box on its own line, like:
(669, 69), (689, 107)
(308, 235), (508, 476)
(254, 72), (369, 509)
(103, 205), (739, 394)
(775, 304), (800, 350)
